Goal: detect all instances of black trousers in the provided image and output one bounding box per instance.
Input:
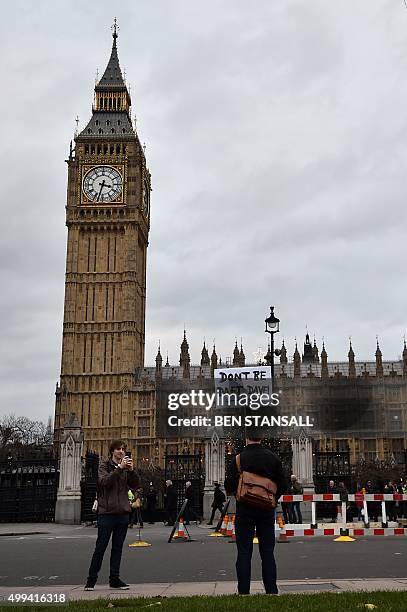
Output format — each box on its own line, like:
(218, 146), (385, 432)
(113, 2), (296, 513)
(209, 504), (223, 523)
(88, 513), (129, 581)
(184, 503), (200, 524)
(235, 504), (277, 594)
(166, 509), (177, 525)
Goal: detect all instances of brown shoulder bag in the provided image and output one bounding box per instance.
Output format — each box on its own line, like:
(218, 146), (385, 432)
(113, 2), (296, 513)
(236, 454), (277, 510)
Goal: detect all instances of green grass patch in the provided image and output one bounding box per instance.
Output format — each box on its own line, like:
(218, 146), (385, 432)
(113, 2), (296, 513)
(1, 591), (407, 611)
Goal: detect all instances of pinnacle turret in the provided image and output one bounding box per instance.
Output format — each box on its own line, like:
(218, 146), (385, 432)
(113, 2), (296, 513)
(348, 339), (356, 378)
(280, 340), (288, 364)
(201, 341), (210, 366)
(321, 341), (328, 378)
(232, 341), (240, 366)
(293, 342), (301, 377)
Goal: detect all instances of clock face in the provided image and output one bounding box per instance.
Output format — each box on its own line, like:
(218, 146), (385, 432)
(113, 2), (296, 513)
(143, 178), (150, 217)
(83, 166), (123, 203)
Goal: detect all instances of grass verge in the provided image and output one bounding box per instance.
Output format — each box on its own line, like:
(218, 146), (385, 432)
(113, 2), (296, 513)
(1, 591), (407, 611)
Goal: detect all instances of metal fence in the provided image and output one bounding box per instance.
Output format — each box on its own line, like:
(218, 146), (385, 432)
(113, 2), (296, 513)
(0, 458), (58, 522)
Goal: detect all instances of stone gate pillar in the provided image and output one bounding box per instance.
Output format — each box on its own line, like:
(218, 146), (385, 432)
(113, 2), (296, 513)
(203, 430), (225, 519)
(291, 428), (315, 523)
(55, 413), (84, 525)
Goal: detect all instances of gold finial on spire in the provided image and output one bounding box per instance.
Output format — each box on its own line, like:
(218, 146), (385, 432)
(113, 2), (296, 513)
(74, 115), (79, 136)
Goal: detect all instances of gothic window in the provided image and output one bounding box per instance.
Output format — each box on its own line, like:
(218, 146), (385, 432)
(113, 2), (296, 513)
(111, 128), (115, 133)
(106, 120), (110, 126)
(122, 128), (126, 133)
(390, 410), (402, 431)
(87, 128), (92, 134)
(118, 119), (121, 126)
(138, 445), (150, 461)
(140, 394), (150, 408)
(138, 417), (150, 437)
(98, 128), (103, 134)
(95, 120), (99, 126)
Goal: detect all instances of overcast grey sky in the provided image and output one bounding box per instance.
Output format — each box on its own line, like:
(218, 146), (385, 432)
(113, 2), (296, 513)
(1, 0), (407, 423)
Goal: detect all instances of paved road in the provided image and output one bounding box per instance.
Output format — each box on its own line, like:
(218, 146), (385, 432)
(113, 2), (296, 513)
(0, 524), (405, 587)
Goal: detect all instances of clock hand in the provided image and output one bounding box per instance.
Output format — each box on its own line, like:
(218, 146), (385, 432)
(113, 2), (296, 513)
(96, 180), (106, 202)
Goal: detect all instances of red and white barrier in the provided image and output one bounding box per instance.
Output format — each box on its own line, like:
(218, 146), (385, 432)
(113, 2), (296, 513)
(279, 493), (407, 537)
(283, 527), (407, 538)
(280, 493), (407, 502)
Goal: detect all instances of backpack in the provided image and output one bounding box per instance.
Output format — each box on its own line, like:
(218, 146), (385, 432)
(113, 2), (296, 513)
(235, 454), (277, 510)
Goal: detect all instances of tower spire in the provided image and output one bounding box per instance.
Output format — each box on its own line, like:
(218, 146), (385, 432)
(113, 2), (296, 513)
(348, 337), (356, 378)
(112, 17), (119, 46)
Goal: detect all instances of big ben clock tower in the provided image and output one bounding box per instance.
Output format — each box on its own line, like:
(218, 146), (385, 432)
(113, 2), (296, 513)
(54, 23), (151, 454)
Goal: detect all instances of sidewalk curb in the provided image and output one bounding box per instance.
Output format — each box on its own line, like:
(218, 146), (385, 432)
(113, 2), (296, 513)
(1, 579), (407, 600)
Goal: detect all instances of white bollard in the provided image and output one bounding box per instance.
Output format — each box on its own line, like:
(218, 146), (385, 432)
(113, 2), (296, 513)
(311, 501), (317, 528)
(363, 500), (369, 527)
(341, 501), (347, 527)
(381, 500), (388, 528)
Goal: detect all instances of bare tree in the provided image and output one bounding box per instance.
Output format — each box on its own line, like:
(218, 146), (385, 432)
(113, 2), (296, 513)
(0, 414), (51, 450)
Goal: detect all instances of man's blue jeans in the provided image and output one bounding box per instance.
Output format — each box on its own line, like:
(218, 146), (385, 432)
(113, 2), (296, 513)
(88, 513), (129, 581)
(235, 504), (277, 594)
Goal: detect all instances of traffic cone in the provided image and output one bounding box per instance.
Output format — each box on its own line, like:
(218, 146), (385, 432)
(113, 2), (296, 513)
(173, 518), (188, 540)
(226, 515), (234, 538)
(253, 528), (259, 544)
(276, 515), (289, 543)
(228, 517), (236, 542)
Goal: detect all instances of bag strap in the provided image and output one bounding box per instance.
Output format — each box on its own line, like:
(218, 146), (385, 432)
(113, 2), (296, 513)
(236, 454), (241, 474)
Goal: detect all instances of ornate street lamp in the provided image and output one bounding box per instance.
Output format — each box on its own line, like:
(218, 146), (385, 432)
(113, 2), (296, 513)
(264, 306), (280, 379)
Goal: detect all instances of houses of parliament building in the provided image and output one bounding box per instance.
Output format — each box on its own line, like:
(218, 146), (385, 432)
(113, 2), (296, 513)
(53, 27), (407, 471)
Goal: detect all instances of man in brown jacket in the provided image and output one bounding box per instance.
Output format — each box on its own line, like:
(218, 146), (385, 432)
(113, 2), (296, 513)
(84, 440), (139, 590)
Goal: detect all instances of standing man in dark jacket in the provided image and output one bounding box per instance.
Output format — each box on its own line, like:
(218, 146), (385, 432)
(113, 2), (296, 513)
(84, 440), (139, 591)
(224, 437), (287, 595)
(207, 482), (226, 525)
(164, 480), (177, 526)
(146, 483), (157, 524)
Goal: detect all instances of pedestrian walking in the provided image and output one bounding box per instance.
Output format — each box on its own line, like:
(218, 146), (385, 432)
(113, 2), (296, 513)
(289, 475), (303, 524)
(224, 436), (287, 595)
(146, 483), (157, 524)
(184, 481), (201, 524)
(207, 482), (226, 525)
(164, 479), (177, 526)
(84, 440), (139, 591)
